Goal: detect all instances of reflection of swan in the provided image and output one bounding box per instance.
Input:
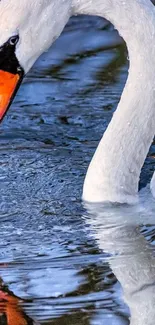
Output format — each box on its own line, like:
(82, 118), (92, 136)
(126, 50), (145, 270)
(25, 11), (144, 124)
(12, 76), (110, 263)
(85, 203), (155, 325)
(0, 282), (39, 325)
(0, 0), (154, 204)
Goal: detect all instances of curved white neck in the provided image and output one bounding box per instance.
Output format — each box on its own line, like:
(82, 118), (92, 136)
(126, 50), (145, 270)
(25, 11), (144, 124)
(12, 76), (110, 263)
(73, 0), (155, 203)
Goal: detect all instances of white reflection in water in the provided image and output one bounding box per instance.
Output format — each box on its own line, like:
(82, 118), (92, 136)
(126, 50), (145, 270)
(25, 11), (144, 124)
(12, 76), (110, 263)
(84, 188), (155, 325)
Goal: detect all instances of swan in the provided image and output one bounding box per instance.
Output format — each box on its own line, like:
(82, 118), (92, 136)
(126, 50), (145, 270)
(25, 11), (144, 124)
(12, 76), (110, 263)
(0, 0), (155, 204)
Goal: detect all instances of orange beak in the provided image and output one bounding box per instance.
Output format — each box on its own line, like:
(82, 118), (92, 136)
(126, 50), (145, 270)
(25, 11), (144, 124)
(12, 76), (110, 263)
(0, 70), (23, 122)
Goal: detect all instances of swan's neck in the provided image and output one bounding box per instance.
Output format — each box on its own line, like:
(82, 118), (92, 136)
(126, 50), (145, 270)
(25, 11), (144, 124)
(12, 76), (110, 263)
(73, 0), (155, 203)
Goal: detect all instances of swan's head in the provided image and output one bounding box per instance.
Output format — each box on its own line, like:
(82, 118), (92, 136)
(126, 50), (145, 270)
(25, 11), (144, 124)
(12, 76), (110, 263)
(0, 0), (71, 121)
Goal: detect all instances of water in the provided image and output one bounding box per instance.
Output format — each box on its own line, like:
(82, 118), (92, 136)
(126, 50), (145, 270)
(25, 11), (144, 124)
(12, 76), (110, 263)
(0, 15), (155, 325)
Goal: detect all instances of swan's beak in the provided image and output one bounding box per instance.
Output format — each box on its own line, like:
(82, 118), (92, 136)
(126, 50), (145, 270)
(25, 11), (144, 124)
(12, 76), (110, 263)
(0, 38), (24, 122)
(0, 69), (23, 122)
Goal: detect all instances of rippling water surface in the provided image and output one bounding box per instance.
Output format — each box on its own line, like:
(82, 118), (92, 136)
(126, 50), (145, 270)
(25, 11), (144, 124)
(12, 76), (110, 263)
(0, 16), (155, 325)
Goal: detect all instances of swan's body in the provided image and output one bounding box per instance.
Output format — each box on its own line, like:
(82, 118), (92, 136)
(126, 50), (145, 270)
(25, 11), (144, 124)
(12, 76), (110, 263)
(0, 0), (155, 204)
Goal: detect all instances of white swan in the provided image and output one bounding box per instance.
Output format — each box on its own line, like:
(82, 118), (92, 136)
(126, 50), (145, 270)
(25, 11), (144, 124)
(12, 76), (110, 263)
(0, 0), (155, 204)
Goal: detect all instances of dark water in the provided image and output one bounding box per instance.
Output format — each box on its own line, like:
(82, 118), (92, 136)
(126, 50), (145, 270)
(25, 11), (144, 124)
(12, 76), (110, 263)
(0, 16), (155, 325)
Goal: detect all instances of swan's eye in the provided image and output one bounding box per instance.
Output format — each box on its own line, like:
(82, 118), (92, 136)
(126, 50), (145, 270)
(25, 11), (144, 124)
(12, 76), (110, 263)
(9, 35), (19, 46)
